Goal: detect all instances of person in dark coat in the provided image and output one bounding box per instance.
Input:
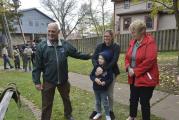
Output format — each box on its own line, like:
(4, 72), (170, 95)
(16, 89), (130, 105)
(32, 22), (91, 120)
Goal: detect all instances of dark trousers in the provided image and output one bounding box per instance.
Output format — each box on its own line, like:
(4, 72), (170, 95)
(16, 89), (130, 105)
(41, 81), (72, 120)
(129, 85), (154, 120)
(14, 56), (20, 69)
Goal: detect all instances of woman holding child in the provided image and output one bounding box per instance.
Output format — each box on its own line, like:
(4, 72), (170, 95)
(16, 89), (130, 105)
(90, 30), (120, 120)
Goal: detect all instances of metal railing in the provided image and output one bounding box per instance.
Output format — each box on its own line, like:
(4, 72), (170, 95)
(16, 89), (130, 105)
(0, 83), (21, 120)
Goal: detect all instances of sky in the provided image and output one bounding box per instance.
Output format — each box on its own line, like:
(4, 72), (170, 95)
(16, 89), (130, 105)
(19, 0), (114, 15)
(18, 0), (114, 28)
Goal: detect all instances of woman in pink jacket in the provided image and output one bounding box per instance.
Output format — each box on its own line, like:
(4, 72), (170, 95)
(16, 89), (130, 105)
(125, 20), (159, 120)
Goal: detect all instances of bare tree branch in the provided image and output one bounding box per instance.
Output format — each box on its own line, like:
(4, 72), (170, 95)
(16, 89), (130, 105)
(41, 0), (85, 39)
(152, 0), (174, 10)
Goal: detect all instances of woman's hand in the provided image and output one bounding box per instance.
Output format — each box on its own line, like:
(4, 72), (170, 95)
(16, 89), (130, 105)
(128, 67), (134, 77)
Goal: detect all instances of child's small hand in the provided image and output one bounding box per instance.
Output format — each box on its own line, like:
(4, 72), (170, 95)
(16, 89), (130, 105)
(101, 81), (105, 86)
(95, 67), (103, 76)
(95, 78), (102, 85)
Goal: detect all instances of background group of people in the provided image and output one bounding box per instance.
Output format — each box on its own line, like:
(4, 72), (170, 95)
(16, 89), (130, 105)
(1, 42), (36, 72)
(32, 19), (159, 120)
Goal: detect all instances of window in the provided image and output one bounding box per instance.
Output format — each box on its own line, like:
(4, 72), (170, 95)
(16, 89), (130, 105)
(35, 21), (39, 27)
(146, 1), (153, 9)
(124, 0), (130, 9)
(29, 20), (33, 26)
(145, 16), (153, 29)
(117, 19), (120, 31)
(123, 17), (131, 30)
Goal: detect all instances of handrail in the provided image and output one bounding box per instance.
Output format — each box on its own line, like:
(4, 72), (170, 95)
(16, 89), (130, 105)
(0, 83), (21, 120)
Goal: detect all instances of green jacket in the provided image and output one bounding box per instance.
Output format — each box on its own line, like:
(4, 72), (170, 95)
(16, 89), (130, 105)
(32, 39), (91, 85)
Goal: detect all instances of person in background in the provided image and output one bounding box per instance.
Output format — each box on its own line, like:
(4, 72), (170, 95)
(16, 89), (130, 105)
(13, 45), (21, 69)
(90, 30), (120, 120)
(23, 45), (33, 72)
(31, 42), (36, 65)
(125, 19), (159, 120)
(2, 45), (14, 69)
(32, 22), (91, 120)
(90, 50), (113, 120)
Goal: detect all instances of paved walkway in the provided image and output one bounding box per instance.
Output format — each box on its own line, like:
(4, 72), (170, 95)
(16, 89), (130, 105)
(68, 72), (179, 120)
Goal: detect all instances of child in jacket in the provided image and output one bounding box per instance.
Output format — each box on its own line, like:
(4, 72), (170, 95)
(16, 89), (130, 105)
(90, 50), (113, 120)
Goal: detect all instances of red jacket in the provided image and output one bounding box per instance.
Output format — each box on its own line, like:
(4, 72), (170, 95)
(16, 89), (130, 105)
(125, 34), (159, 87)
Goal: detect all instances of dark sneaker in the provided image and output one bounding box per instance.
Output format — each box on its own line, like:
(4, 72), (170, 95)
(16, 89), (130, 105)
(65, 115), (75, 120)
(110, 111), (115, 120)
(89, 111), (97, 119)
(10, 66), (14, 69)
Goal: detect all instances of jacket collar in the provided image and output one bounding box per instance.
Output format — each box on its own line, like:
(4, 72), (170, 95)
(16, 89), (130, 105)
(47, 39), (62, 46)
(130, 33), (151, 47)
(102, 42), (114, 48)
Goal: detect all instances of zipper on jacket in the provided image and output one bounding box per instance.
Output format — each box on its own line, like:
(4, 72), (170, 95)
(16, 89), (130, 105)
(147, 72), (152, 80)
(54, 45), (60, 84)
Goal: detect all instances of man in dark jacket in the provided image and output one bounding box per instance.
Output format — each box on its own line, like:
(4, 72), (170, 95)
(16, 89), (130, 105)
(32, 22), (91, 120)
(90, 30), (120, 120)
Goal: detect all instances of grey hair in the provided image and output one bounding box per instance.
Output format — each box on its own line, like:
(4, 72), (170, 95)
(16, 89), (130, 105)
(129, 19), (146, 34)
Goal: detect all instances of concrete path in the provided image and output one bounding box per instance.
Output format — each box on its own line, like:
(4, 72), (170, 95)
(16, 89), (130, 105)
(68, 72), (179, 120)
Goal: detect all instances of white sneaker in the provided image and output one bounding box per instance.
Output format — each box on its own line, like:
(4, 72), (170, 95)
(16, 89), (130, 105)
(106, 115), (111, 120)
(93, 113), (102, 120)
(126, 116), (137, 120)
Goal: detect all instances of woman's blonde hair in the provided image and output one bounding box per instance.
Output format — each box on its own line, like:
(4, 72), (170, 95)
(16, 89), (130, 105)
(129, 19), (146, 35)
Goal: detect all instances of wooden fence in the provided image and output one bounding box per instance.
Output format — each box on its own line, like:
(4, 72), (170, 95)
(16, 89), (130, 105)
(68, 36), (102, 53)
(68, 29), (179, 53)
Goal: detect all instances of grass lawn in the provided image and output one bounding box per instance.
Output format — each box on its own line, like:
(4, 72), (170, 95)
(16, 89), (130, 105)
(4, 101), (36, 120)
(0, 70), (162, 120)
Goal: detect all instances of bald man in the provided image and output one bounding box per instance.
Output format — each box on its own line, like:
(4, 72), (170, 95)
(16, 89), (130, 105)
(32, 23), (91, 120)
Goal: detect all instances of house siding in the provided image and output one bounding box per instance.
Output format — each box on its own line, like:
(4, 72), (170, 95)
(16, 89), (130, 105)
(115, 1), (148, 14)
(13, 9), (54, 34)
(113, 0), (176, 34)
(158, 14), (176, 30)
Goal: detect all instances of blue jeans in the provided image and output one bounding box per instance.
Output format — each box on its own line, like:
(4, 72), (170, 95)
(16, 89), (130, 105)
(94, 90), (110, 116)
(3, 55), (13, 69)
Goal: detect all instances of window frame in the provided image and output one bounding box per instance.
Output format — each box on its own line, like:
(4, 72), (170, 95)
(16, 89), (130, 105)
(124, 0), (130, 9)
(123, 17), (132, 31)
(145, 16), (153, 29)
